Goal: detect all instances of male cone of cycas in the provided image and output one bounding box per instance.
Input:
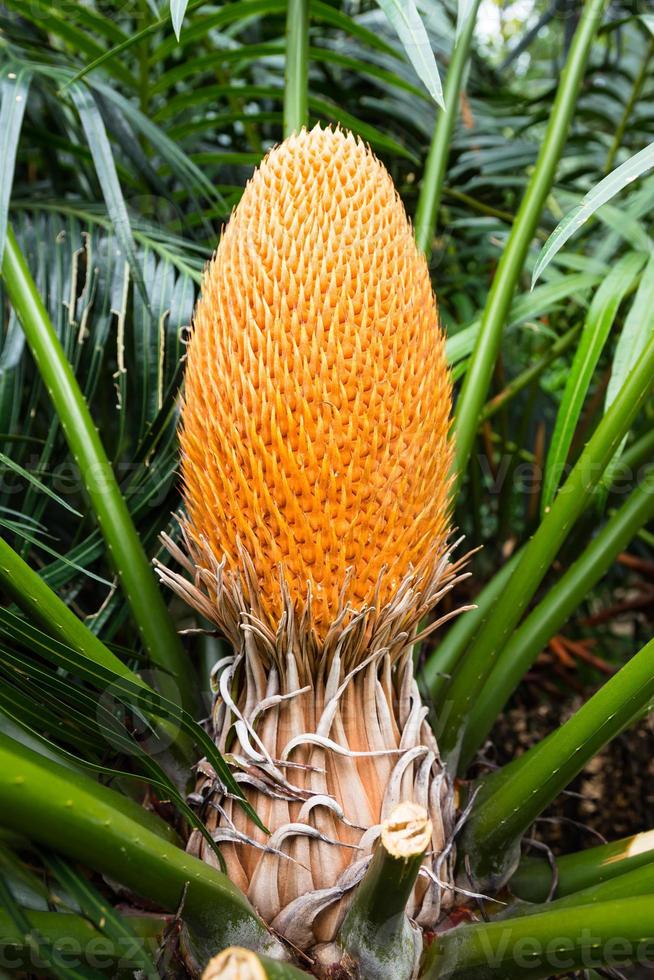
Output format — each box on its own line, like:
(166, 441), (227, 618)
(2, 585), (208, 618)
(180, 125), (452, 629)
(159, 126), (464, 957)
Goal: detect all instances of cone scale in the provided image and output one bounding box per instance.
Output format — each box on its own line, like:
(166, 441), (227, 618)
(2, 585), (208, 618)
(159, 126), (463, 967)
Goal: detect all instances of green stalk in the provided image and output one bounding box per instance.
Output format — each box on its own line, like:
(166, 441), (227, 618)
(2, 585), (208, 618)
(0, 734), (179, 843)
(453, 0), (607, 483)
(535, 855), (654, 909)
(420, 897), (654, 979)
(283, 0), (309, 136)
(421, 548), (523, 712)
(1, 227), (194, 716)
(440, 329), (654, 768)
(460, 635), (654, 883)
(0, 537), (260, 823)
(425, 426), (652, 717)
(460, 472), (654, 767)
(0, 733), (283, 962)
(337, 803), (430, 980)
(0, 909), (166, 974)
(414, 0), (481, 258)
(505, 854), (654, 920)
(510, 830), (654, 903)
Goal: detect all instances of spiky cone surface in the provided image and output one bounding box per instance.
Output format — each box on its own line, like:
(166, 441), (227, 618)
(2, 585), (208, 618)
(158, 126), (464, 966)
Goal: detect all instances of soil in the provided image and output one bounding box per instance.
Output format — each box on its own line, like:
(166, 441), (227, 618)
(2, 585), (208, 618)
(486, 699), (654, 851)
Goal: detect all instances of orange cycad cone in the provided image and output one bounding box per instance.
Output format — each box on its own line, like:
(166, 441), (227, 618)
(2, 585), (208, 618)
(160, 126), (463, 956)
(179, 125), (452, 634)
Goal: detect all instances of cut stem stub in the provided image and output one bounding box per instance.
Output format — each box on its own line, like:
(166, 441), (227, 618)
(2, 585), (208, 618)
(202, 947), (310, 979)
(335, 801), (432, 980)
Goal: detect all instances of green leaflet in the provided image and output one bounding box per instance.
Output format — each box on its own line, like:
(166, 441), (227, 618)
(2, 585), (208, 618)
(43, 854), (160, 978)
(0, 68), (31, 265)
(597, 251), (654, 496)
(541, 250), (646, 514)
(170, 0), (190, 40)
(533, 140), (654, 284)
(68, 82), (147, 304)
(374, 0), (444, 107)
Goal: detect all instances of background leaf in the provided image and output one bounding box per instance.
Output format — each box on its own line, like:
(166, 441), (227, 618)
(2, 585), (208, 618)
(374, 0), (444, 107)
(541, 251), (646, 513)
(170, 0), (190, 40)
(455, 0), (478, 40)
(533, 142), (654, 285)
(0, 67), (30, 266)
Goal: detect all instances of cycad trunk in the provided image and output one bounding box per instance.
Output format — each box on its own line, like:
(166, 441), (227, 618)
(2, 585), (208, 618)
(165, 536), (462, 953)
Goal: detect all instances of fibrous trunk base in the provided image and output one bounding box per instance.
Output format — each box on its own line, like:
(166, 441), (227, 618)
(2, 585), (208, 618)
(159, 532), (466, 957)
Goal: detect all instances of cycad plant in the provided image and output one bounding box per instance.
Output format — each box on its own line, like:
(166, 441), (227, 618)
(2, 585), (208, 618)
(160, 124), (460, 970)
(0, 0), (654, 978)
